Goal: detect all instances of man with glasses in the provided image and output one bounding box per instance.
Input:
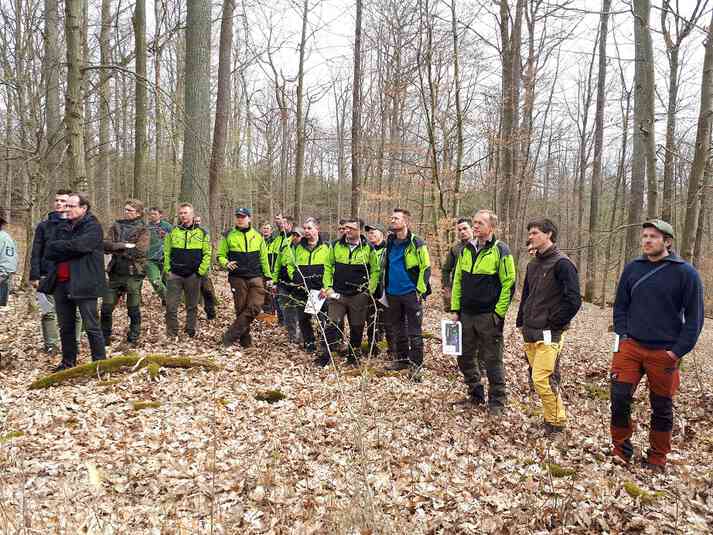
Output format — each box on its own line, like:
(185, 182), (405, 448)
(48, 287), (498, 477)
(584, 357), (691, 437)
(101, 199), (150, 345)
(45, 193), (106, 370)
(317, 218), (379, 367)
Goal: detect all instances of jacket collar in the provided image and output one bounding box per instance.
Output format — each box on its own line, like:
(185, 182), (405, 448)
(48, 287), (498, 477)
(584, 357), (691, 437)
(387, 229), (413, 247)
(340, 234), (368, 247)
(234, 225), (252, 233)
(536, 244), (559, 259)
(633, 252), (684, 264)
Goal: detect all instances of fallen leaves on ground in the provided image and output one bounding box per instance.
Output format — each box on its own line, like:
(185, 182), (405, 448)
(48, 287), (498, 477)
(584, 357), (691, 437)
(0, 276), (712, 533)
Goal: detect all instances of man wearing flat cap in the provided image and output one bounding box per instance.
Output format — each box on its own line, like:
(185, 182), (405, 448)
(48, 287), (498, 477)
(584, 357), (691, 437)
(218, 208), (271, 348)
(610, 219), (704, 473)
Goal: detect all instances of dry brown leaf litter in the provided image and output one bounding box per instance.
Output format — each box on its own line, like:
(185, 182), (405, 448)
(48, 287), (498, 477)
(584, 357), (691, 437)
(0, 277), (711, 534)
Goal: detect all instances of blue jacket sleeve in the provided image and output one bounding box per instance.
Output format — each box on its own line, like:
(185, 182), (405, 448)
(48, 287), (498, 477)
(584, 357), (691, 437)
(613, 264), (632, 336)
(672, 266), (705, 358)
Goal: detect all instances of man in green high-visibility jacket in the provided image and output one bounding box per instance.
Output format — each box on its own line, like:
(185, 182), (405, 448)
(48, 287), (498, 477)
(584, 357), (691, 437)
(218, 207), (271, 348)
(163, 203), (212, 338)
(451, 210), (516, 415)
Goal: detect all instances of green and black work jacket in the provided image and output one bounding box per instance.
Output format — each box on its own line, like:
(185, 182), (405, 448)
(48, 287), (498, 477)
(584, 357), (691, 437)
(376, 231), (431, 297)
(451, 236), (516, 318)
(163, 223), (212, 278)
(217, 226), (270, 279)
(267, 232), (290, 275)
(323, 236), (379, 296)
(274, 239), (331, 299)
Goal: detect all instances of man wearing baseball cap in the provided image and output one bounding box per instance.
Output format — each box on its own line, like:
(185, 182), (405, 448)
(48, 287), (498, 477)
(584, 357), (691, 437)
(611, 219), (704, 472)
(218, 208), (270, 348)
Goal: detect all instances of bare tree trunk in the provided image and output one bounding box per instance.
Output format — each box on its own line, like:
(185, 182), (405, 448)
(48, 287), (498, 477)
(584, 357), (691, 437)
(294, 0), (309, 221)
(693, 149), (712, 266)
(64, 0), (88, 191)
(132, 0), (147, 199)
(96, 0), (111, 220)
(585, 0), (611, 302)
(681, 10), (713, 260)
(449, 0), (464, 218)
(43, 0), (63, 197)
(209, 0), (234, 238)
(180, 0), (211, 217)
(626, 0), (653, 260)
(350, 0), (363, 218)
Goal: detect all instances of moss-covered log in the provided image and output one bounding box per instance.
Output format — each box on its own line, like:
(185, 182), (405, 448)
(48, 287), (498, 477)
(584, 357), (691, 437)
(29, 354), (220, 390)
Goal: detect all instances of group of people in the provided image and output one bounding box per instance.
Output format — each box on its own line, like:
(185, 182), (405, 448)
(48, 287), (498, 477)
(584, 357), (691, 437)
(24, 190), (705, 473)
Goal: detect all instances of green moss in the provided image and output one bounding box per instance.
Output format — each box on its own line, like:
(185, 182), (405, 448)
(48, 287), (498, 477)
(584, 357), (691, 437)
(28, 354), (220, 390)
(97, 379), (123, 387)
(147, 362), (161, 379)
(522, 458), (537, 466)
(544, 463), (576, 478)
(131, 401), (162, 411)
(0, 431), (24, 443)
(255, 389), (286, 403)
(584, 383), (610, 401)
(623, 481), (665, 505)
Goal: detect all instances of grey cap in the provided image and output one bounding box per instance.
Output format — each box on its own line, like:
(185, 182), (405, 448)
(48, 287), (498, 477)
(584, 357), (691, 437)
(235, 207), (251, 217)
(643, 219), (674, 238)
(291, 226), (305, 237)
(364, 223), (385, 234)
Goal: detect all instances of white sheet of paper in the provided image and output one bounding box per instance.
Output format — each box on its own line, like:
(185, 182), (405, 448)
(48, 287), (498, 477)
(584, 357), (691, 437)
(377, 292), (389, 307)
(304, 289), (326, 315)
(36, 292), (54, 315)
(543, 330), (552, 344)
(441, 319), (462, 356)
(612, 334), (620, 353)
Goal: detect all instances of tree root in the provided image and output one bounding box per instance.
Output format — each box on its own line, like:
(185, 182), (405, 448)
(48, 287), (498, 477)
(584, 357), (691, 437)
(28, 354), (220, 390)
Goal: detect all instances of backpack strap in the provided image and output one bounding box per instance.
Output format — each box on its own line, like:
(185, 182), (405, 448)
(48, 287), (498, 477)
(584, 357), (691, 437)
(630, 263), (670, 295)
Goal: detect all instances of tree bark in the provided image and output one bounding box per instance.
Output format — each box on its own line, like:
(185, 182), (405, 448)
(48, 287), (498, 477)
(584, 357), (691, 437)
(96, 0), (112, 220)
(209, 0), (234, 238)
(626, 0), (653, 260)
(132, 0), (147, 200)
(294, 0), (309, 221)
(180, 0), (211, 217)
(43, 0), (63, 197)
(64, 0), (88, 191)
(585, 0), (611, 302)
(681, 10), (713, 260)
(350, 0), (363, 218)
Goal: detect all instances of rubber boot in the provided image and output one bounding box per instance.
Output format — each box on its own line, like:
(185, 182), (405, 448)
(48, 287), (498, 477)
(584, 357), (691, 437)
(127, 306), (141, 343)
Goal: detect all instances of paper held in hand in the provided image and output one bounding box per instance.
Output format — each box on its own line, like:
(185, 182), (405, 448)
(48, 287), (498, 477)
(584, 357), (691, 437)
(441, 319), (462, 356)
(304, 289), (326, 315)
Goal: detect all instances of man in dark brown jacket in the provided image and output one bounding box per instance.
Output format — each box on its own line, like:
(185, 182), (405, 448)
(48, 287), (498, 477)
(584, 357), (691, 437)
(516, 218), (581, 434)
(101, 199), (150, 344)
(441, 218), (473, 312)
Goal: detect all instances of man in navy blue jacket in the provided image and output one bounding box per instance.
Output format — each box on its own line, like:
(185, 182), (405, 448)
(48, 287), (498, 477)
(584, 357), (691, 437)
(611, 219), (704, 472)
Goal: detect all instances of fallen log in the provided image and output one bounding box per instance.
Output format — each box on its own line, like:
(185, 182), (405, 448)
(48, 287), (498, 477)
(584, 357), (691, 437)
(28, 354), (220, 390)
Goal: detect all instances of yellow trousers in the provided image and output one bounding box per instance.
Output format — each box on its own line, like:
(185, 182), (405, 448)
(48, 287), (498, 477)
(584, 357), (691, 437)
(524, 339), (567, 427)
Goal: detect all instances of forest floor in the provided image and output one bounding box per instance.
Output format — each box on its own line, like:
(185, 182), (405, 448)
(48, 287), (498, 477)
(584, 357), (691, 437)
(0, 275), (712, 534)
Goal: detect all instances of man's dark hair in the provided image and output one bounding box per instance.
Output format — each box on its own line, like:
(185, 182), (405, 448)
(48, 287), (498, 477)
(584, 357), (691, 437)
(456, 217), (471, 226)
(56, 188), (72, 196)
(393, 208), (411, 219)
(148, 206), (162, 213)
(527, 217), (558, 243)
(343, 218), (360, 227)
(283, 215), (295, 225)
(338, 218), (347, 226)
(72, 192), (91, 211)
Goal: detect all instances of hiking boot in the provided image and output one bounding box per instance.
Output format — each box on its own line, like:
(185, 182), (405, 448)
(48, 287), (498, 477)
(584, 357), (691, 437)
(186, 329), (197, 338)
(127, 307), (141, 343)
(239, 332), (253, 348)
(454, 396), (485, 408)
(51, 362), (74, 373)
(221, 333), (234, 348)
(488, 405), (505, 417)
(314, 354), (331, 367)
(543, 422), (565, 435)
(303, 341), (317, 353)
(641, 460), (666, 474)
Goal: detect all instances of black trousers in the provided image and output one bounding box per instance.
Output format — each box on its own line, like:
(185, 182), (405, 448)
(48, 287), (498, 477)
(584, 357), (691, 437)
(383, 292), (424, 366)
(54, 281), (106, 366)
